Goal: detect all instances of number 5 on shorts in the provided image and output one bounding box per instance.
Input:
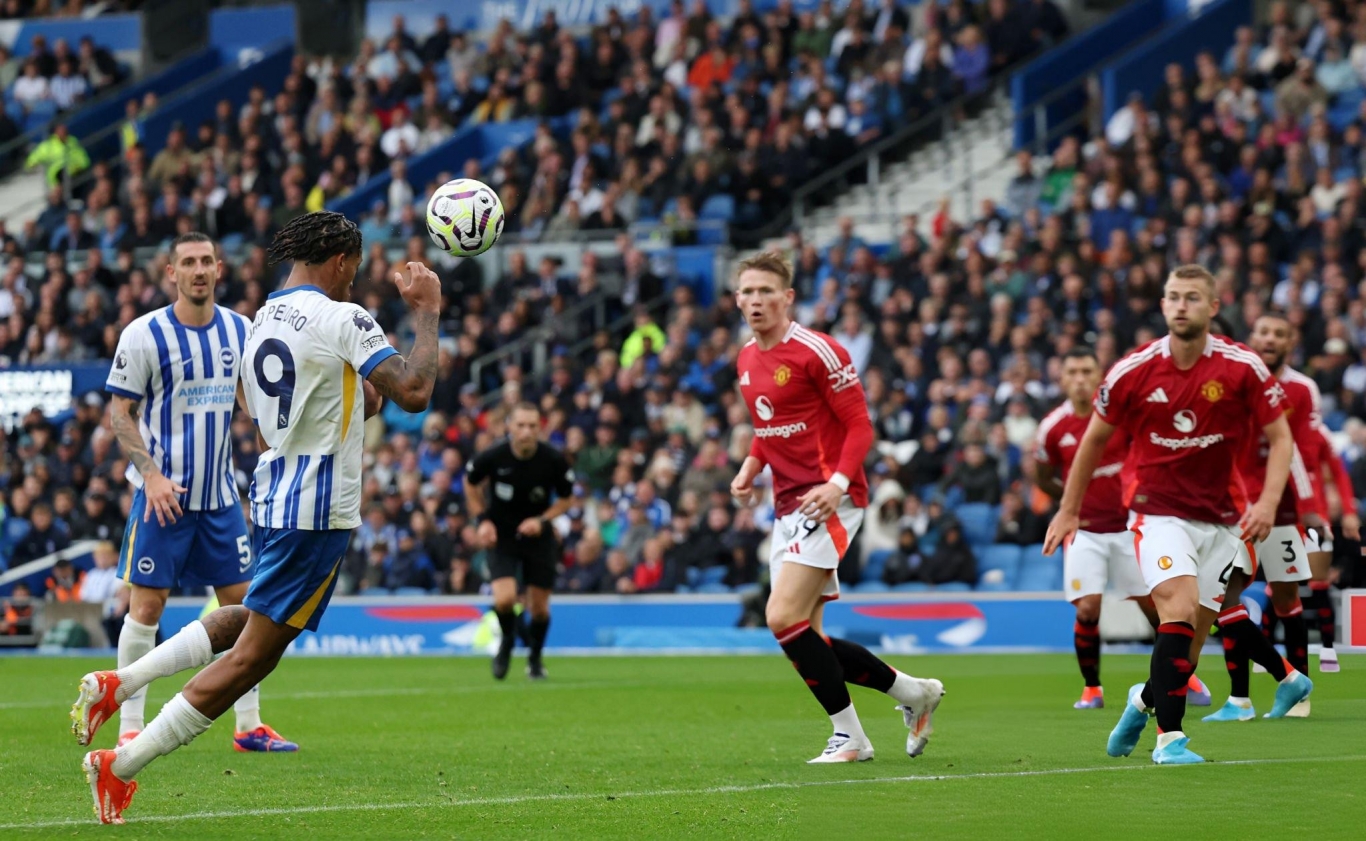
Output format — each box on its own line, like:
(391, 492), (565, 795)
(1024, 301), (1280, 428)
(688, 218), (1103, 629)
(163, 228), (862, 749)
(238, 534), (252, 573)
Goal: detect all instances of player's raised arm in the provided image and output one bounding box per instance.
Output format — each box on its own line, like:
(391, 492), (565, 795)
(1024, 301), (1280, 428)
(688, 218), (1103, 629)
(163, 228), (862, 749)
(1044, 413), (1116, 555)
(364, 261), (441, 412)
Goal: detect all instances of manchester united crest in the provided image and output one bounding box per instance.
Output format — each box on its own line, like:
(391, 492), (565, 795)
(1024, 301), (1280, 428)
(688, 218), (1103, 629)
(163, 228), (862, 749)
(774, 365), (791, 387)
(1200, 380), (1224, 402)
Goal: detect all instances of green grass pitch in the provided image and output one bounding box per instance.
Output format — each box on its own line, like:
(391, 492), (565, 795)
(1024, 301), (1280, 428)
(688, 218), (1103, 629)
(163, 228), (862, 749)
(1, 653), (1363, 838)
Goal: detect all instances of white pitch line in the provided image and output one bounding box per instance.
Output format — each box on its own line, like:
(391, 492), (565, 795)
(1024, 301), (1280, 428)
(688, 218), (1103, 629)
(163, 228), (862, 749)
(3, 755), (1364, 831)
(1, 676), (773, 710)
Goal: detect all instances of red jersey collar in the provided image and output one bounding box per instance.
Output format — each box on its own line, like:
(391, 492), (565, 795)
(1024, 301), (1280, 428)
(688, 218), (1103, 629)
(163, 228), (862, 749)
(1157, 333), (1216, 358)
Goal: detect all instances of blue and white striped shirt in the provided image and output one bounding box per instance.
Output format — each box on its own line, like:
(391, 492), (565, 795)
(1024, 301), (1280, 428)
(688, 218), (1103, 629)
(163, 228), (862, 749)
(106, 305), (249, 512)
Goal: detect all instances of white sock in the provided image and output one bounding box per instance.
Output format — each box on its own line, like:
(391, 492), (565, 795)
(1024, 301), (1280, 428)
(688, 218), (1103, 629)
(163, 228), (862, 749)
(1280, 671), (1301, 684)
(111, 693), (213, 781)
(887, 670), (921, 706)
(1155, 730), (1186, 750)
(114, 621), (213, 704)
(234, 685), (262, 732)
(830, 704), (868, 743)
(1228, 696), (1251, 707)
(116, 617), (158, 731)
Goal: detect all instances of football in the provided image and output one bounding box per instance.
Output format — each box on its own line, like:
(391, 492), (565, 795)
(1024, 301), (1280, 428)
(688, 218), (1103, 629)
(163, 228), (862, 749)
(425, 178), (505, 257)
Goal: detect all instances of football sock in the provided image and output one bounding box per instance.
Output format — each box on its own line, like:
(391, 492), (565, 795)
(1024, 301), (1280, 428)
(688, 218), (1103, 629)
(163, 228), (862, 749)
(528, 616), (550, 660)
(1139, 681), (1154, 709)
(1277, 600), (1309, 675)
(1218, 605), (1288, 680)
(234, 685), (262, 732)
(116, 617), (158, 731)
(1151, 622), (1195, 734)
(1222, 633), (1250, 698)
(828, 637), (896, 693)
(111, 693), (212, 782)
(1073, 618), (1101, 688)
(115, 620), (213, 705)
(775, 621), (856, 722)
(1310, 581), (1336, 649)
(495, 609), (517, 655)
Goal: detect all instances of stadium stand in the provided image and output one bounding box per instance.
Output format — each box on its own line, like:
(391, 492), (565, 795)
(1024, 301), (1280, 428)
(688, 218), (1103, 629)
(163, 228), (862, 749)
(2, 0), (1366, 623)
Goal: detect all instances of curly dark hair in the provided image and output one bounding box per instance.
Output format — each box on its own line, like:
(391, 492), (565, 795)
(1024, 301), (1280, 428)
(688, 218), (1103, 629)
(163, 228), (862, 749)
(266, 211), (362, 266)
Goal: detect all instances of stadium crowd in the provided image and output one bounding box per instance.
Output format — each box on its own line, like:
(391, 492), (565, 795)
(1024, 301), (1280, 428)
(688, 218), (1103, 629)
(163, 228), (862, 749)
(8, 0), (1066, 259)
(3, 0), (1366, 614)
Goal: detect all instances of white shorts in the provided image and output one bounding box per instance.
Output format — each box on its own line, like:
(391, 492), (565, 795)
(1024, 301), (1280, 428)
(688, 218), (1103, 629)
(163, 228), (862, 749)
(1129, 513), (1243, 612)
(769, 497), (864, 603)
(1305, 525), (1333, 554)
(1236, 524), (1310, 583)
(1064, 530), (1149, 600)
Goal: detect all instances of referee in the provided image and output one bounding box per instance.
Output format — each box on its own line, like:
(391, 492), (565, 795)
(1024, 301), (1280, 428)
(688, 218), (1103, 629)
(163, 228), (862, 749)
(465, 402), (575, 680)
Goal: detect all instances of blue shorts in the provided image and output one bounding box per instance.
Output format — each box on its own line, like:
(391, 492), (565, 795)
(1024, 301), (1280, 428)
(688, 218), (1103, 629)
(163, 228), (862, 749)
(117, 489), (252, 590)
(244, 528), (351, 632)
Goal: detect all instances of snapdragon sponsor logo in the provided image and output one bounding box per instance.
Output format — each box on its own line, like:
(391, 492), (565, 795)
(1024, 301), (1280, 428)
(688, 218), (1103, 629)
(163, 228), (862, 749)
(1149, 431), (1226, 450)
(754, 421), (808, 439)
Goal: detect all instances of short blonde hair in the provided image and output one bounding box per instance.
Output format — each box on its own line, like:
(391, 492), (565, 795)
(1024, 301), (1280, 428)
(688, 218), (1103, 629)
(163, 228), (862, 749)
(1166, 264), (1216, 295)
(735, 250), (793, 289)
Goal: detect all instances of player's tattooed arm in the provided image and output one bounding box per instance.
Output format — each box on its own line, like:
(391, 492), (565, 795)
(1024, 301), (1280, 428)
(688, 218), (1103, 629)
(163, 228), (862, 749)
(109, 394), (160, 479)
(366, 313), (439, 412)
(368, 262), (442, 412)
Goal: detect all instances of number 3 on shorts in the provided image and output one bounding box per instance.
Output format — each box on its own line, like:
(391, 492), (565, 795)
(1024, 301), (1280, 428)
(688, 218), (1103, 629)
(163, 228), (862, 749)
(237, 534), (252, 573)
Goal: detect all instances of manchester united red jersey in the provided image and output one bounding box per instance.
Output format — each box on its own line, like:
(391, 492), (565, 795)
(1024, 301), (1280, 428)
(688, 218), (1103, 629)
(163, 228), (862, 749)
(737, 322), (872, 518)
(1236, 366), (1317, 526)
(1283, 369), (1361, 522)
(1094, 334), (1287, 526)
(1036, 401), (1132, 533)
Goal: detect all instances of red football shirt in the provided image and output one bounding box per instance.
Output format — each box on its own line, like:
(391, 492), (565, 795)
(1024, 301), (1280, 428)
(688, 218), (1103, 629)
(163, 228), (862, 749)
(737, 322), (872, 518)
(1036, 401), (1131, 533)
(1094, 334), (1287, 526)
(1236, 366), (1317, 526)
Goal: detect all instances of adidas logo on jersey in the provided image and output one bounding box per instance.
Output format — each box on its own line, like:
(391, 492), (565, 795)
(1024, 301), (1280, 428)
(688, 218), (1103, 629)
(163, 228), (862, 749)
(1060, 433), (1078, 447)
(1147, 388), (1169, 403)
(739, 371), (750, 386)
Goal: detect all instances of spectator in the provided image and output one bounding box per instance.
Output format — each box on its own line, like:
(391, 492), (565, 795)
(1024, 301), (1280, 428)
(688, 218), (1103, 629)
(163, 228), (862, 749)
(24, 123), (89, 189)
(922, 522), (978, 585)
(882, 527), (926, 585)
(3, 582), (34, 637)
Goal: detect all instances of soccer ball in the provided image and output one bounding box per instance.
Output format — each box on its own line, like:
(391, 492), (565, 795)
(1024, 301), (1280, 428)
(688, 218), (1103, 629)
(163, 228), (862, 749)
(425, 178), (505, 257)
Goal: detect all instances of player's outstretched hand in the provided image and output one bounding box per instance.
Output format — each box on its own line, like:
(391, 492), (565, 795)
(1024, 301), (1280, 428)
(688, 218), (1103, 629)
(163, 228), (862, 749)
(1239, 500), (1275, 544)
(797, 482), (843, 524)
(392, 261), (441, 314)
(1342, 512), (1361, 542)
(517, 517), (544, 538)
(1043, 510), (1078, 556)
(143, 471), (188, 526)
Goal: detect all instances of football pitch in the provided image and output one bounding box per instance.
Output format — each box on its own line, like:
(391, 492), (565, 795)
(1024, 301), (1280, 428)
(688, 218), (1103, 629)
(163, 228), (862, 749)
(1, 653), (1363, 839)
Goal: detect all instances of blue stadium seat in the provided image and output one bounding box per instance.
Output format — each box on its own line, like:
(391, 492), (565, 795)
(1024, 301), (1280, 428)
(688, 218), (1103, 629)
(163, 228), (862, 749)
(685, 567), (701, 588)
(853, 581), (891, 593)
(697, 226), (726, 245)
(1016, 543), (1063, 592)
(674, 585), (692, 594)
(863, 549), (892, 581)
(979, 544), (1023, 577)
(699, 194), (734, 221)
(975, 579), (1013, 592)
(954, 503), (998, 547)
(695, 582), (732, 594)
(393, 587), (429, 596)
(699, 566), (728, 586)
(934, 582), (972, 592)
(1325, 410), (1347, 432)
(892, 582), (929, 593)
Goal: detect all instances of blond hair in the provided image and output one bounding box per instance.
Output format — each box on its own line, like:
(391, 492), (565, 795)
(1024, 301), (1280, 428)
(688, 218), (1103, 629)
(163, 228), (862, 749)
(735, 250), (794, 289)
(1166, 264), (1216, 295)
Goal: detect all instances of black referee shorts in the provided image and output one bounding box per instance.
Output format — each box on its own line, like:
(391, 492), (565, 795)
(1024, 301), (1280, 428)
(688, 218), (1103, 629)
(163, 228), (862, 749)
(487, 538), (558, 590)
